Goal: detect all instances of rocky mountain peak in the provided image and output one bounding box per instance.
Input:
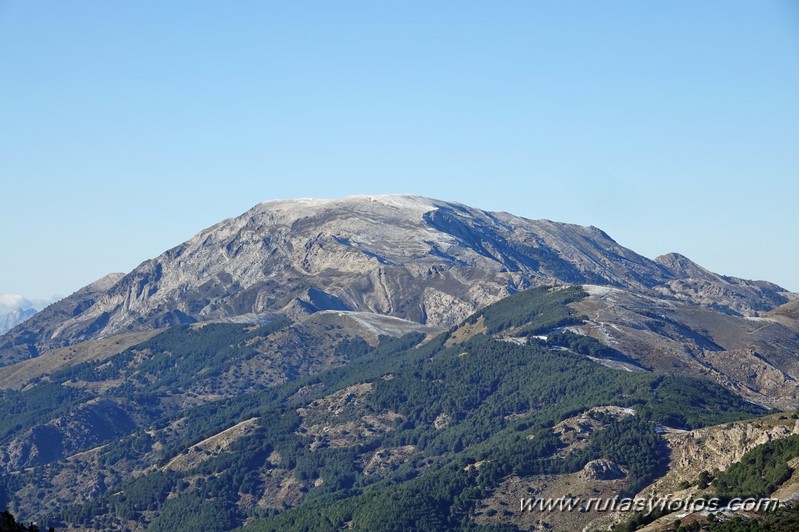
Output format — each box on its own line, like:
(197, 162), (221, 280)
(654, 252), (791, 316)
(0, 196), (793, 363)
(656, 252), (716, 279)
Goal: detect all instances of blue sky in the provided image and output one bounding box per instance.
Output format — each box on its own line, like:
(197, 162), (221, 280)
(1, 1), (798, 299)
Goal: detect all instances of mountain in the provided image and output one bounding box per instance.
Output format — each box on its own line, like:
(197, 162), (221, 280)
(0, 195), (797, 530)
(0, 274), (123, 364)
(0, 308), (36, 336)
(0, 294), (61, 335)
(653, 252), (790, 315)
(0, 195), (791, 365)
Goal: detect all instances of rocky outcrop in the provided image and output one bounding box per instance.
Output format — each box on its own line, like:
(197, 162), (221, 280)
(589, 414), (799, 531)
(663, 418), (799, 484)
(580, 459), (626, 481)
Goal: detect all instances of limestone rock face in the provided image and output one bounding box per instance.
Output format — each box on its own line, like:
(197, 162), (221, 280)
(580, 459), (626, 481)
(633, 416), (799, 498)
(0, 195), (793, 360)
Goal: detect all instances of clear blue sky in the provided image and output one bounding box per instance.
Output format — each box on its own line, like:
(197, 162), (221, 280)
(1, 1), (797, 299)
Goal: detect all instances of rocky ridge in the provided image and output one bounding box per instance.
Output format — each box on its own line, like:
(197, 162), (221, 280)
(1, 195), (792, 364)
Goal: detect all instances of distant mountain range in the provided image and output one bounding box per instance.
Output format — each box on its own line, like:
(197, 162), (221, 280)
(0, 295), (57, 335)
(0, 308), (36, 335)
(0, 195), (797, 531)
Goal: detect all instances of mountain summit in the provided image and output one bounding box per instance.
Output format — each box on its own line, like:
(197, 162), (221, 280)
(0, 195), (791, 362)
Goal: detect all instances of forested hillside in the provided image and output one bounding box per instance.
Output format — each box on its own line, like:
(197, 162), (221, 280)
(0, 287), (768, 530)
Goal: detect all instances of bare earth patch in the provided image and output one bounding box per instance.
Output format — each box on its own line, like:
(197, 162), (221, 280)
(445, 316), (487, 347)
(164, 417), (261, 472)
(362, 445), (416, 476)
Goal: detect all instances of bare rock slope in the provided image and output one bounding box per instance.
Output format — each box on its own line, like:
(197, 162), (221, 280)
(571, 285), (799, 409)
(0, 195), (792, 362)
